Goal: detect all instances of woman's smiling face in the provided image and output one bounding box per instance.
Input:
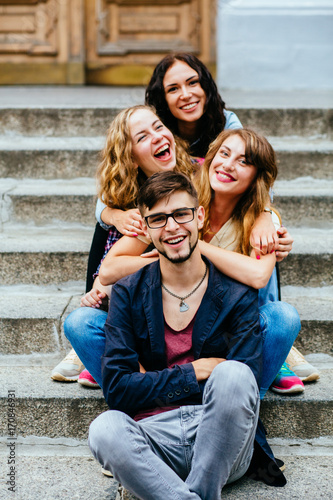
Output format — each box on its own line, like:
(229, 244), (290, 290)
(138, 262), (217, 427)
(129, 108), (176, 178)
(209, 134), (257, 200)
(163, 60), (206, 126)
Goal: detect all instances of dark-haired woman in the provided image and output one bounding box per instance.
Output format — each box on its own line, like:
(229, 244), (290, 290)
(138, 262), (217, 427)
(145, 52), (242, 159)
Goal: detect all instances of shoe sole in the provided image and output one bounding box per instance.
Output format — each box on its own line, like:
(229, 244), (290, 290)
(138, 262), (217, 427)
(51, 373), (79, 382)
(271, 385), (304, 394)
(77, 379), (100, 388)
(297, 373), (320, 382)
(101, 468), (113, 477)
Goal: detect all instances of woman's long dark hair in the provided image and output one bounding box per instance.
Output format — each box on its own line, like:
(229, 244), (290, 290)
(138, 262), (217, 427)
(145, 53), (226, 157)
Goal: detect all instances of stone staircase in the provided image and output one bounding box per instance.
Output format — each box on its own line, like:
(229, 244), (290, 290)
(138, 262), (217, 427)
(0, 87), (332, 499)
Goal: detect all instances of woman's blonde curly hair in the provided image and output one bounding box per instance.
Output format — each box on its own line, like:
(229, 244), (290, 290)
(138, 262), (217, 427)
(195, 128), (279, 256)
(97, 105), (193, 210)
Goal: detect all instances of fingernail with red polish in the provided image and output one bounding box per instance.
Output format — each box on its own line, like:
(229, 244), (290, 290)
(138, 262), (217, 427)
(256, 255), (260, 260)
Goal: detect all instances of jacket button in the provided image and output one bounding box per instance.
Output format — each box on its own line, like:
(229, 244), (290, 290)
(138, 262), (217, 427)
(175, 390), (181, 396)
(183, 386), (190, 393)
(167, 392), (174, 399)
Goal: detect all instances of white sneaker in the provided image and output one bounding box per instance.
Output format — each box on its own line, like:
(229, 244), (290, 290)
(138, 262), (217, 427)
(51, 349), (84, 382)
(286, 346), (320, 382)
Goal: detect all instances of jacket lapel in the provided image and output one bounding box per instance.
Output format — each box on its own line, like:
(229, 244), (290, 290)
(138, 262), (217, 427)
(141, 262), (166, 362)
(192, 260), (224, 357)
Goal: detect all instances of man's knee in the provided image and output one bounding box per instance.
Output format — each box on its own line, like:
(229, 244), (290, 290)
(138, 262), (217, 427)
(89, 410), (126, 458)
(209, 361), (257, 398)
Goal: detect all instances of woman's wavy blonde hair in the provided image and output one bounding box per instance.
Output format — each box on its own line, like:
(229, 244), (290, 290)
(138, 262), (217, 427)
(97, 105), (193, 210)
(196, 128), (279, 255)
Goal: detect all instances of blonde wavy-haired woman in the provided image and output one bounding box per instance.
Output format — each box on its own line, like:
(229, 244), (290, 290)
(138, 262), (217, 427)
(85, 104), (193, 292)
(97, 105), (193, 220)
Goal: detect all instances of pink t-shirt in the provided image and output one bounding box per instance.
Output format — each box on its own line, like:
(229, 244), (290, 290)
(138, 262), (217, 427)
(134, 314), (196, 421)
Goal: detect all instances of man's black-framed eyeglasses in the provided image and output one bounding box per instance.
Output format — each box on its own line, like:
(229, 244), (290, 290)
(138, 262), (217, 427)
(145, 207), (197, 229)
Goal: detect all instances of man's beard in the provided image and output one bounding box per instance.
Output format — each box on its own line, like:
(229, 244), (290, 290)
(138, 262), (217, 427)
(157, 237), (198, 264)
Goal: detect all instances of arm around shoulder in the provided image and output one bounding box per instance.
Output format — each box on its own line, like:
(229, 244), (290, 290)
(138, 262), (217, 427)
(198, 240), (276, 289)
(99, 235), (157, 285)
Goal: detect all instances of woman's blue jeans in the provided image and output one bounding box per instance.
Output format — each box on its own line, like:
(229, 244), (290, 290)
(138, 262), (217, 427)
(64, 289), (300, 399)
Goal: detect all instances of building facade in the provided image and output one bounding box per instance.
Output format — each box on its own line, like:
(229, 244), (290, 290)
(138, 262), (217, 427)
(0, 0), (217, 85)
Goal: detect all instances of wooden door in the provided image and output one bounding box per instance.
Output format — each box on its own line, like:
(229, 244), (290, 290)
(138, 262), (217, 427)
(0, 0), (216, 85)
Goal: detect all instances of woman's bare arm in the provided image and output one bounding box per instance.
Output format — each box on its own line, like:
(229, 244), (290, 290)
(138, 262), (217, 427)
(98, 236), (157, 285)
(250, 211), (278, 257)
(99, 232), (276, 289)
(198, 240), (276, 289)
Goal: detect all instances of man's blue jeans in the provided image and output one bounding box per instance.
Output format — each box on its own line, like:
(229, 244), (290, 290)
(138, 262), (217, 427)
(88, 361), (260, 500)
(64, 299), (300, 399)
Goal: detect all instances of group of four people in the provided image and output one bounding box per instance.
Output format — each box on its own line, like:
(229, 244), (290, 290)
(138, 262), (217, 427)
(50, 53), (320, 497)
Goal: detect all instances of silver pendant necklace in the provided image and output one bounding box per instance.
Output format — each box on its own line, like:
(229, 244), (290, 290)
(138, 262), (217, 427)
(161, 264), (208, 312)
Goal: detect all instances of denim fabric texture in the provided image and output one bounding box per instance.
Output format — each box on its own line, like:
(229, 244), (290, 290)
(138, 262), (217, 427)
(88, 361), (259, 500)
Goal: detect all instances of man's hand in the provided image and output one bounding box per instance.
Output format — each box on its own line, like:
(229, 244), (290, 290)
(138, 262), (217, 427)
(276, 226), (293, 262)
(192, 357), (226, 381)
(80, 288), (107, 308)
(139, 362), (146, 374)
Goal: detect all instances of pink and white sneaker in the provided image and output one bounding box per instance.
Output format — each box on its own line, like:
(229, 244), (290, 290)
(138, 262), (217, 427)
(78, 369), (100, 388)
(271, 362), (304, 394)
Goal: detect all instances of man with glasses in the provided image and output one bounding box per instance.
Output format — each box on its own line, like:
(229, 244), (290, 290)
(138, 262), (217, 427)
(88, 171), (285, 498)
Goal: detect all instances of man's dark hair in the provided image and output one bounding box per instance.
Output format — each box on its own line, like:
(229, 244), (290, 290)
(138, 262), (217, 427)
(137, 171), (198, 216)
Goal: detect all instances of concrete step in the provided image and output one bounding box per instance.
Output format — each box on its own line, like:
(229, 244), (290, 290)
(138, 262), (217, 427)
(0, 225), (93, 285)
(1, 136), (332, 180)
(0, 436), (332, 500)
(1, 225), (332, 286)
(270, 137), (333, 180)
(0, 357), (332, 440)
(236, 108), (333, 139)
(273, 178), (333, 227)
(0, 283), (83, 355)
(278, 227), (333, 287)
(0, 284), (331, 356)
(0, 136), (102, 179)
(281, 286), (333, 355)
(1, 105), (332, 138)
(1, 178), (96, 226)
(2, 177), (332, 227)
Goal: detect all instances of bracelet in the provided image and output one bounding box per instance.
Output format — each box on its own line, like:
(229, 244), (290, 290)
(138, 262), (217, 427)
(264, 208), (273, 214)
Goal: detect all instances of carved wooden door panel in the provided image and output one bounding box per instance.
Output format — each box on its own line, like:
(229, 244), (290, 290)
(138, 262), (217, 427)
(0, 0), (215, 85)
(85, 0), (216, 85)
(0, 0), (85, 84)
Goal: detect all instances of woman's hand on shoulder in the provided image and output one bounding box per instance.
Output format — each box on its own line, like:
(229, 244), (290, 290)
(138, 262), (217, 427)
(250, 212), (278, 259)
(113, 208), (145, 237)
(276, 226), (293, 262)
